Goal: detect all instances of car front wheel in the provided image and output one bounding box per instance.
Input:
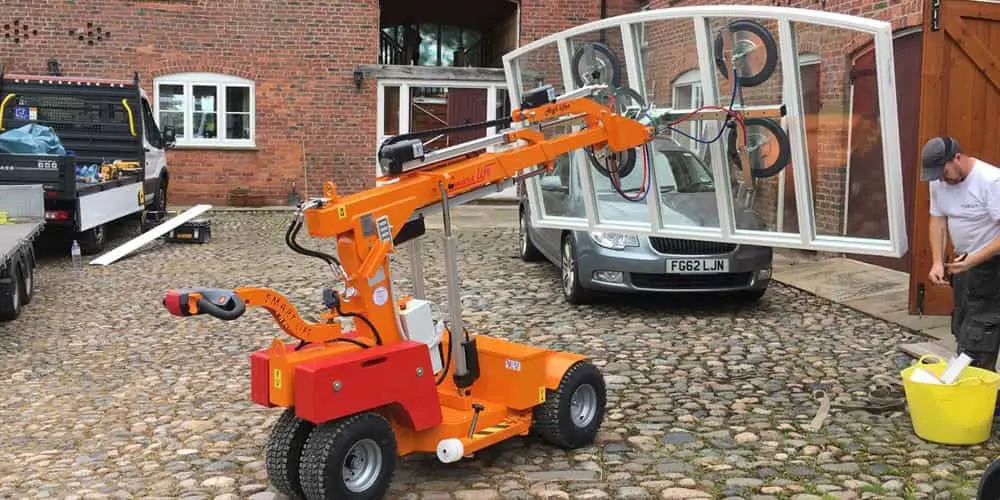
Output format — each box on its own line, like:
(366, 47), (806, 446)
(561, 234), (590, 304)
(519, 208), (544, 262)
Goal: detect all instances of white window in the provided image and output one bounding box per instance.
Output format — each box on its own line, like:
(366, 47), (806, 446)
(153, 72), (255, 148)
(671, 69), (703, 152)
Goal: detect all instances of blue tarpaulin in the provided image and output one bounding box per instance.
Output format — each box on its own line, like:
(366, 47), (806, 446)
(0, 124), (67, 155)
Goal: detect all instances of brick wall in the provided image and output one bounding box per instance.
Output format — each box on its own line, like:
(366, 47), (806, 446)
(0, 0), (379, 206)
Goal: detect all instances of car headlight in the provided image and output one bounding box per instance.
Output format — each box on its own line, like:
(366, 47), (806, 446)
(589, 231), (640, 250)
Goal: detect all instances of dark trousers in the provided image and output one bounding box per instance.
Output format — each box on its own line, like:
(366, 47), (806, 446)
(951, 255), (1000, 371)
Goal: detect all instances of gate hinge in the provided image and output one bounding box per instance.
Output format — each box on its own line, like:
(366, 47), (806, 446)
(931, 0), (942, 31)
(916, 282), (926, 316)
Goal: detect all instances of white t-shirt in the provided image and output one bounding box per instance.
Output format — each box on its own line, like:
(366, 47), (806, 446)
(929, 158), (1000, 255)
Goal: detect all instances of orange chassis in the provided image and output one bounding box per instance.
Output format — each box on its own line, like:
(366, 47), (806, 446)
(163, 85), (660, 498)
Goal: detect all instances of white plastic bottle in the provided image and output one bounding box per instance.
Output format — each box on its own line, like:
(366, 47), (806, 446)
(71, 240), (82, 270)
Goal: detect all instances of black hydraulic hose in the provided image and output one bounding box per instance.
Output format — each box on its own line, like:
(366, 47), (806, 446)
(333, 300), (383, 346)
(436, 326), (452, 386)
(377, 116), (514, 158)
(285, 214), (340, 268)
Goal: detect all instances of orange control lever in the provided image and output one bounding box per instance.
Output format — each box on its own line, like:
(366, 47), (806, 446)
(163, 287), (352, 345)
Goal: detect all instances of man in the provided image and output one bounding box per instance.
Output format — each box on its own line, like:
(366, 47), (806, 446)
(924, 136), (1000, 370)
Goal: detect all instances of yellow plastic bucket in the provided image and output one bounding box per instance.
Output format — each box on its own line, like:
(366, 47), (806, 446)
(901, 355), (1000, 445)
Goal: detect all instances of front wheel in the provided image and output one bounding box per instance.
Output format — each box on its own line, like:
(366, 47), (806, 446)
(519, 208), (544, 262)
(561, 235), (590, 304)
(298, 412), (397, 500)
(532, 361), (607, 449)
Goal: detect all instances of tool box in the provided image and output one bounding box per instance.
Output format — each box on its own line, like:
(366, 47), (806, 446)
(165, 219), (211, 244)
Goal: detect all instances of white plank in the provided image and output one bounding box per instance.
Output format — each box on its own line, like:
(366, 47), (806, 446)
(88, 204), (212, 266)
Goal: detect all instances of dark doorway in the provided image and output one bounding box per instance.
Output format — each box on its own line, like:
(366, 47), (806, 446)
(845, 29), (923, 273)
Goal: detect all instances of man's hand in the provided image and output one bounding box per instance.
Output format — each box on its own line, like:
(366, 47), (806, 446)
(945, 253), (972, 275)
(929, 261), (948, 286)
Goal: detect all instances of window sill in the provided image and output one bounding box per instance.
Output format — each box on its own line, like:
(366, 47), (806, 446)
(169, 142), (258, 151)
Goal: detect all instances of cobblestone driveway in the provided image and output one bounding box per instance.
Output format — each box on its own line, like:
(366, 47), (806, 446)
(1, 211), (998, 499)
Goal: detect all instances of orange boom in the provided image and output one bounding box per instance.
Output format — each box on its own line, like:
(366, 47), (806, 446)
(162, 85), (679, 499)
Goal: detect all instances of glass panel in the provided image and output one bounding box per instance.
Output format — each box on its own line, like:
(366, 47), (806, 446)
(382, 85), (400, 137)
(409, 86), (489, 155)
(192, 85), (217, 139)
(511, 40), (565, 100)
(775, 24), (891, 252)
(225, 86), (250, 140)
(158, 84), (184, 112)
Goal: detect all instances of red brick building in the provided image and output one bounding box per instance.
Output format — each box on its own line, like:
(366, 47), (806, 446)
(0, 0), (927, 268)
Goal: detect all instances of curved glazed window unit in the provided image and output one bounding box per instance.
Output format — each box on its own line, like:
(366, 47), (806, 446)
(502, 6), (907, 258)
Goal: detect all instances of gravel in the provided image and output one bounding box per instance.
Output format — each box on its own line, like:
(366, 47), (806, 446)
(0, 210), (992, 498)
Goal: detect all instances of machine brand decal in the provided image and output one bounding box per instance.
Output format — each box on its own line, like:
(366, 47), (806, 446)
(36, 159), (58, 170)
(272, 369), (282, 389)
(452, 166), (491, 191)
(376, 216), (392, 242)
(504, 359), (521, 371)
(373, 286), (389, 306)
(543, 102), (571, 118)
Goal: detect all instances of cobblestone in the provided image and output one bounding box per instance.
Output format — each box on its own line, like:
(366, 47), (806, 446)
(0, 210), (997, 498)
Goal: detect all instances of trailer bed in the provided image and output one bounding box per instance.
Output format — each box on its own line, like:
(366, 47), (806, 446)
(0, 219), (44, 265)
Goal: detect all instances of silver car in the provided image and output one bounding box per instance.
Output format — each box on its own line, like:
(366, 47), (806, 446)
(518, 138), (773, 304)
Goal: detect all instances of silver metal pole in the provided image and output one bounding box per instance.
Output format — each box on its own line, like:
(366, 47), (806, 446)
(439, 183), (468, 380)
(408, 239), (426, 300)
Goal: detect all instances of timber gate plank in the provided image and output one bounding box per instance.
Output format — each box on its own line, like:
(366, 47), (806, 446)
(910, 0), (1000, 316)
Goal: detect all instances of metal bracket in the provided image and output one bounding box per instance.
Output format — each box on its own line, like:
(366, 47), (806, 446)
(931, 0), (941, 31)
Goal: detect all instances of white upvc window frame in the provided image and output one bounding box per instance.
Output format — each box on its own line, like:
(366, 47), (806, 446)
(502, 5), (908, 259)
(671, 68), (704, 153)
(153, 72), (256, 149)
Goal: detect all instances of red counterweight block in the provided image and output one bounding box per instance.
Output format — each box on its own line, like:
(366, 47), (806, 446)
(293, 341), (444, 430)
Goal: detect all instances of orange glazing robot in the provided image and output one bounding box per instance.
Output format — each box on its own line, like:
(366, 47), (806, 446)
(162, 83), (753, 499)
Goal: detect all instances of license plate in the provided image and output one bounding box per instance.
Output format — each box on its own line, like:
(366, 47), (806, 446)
(666, 258), (729, 274)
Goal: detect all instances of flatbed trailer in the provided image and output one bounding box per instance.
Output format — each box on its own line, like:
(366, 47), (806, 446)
(0, 68), (174, 255)
(0, 184), (43, 322)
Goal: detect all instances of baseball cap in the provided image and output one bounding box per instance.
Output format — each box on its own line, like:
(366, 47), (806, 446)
(921, 136), (959, 181)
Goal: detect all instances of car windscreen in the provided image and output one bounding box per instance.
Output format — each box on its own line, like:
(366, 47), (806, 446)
(591, 146), (715, 194)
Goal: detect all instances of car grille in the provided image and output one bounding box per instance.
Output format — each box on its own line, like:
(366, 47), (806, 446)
(648, 237), (737, 255)
(630, 272), (753, 290)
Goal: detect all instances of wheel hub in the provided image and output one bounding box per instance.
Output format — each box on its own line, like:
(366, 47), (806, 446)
(342, 438), (382, 493)
(570, 384), (598, 428)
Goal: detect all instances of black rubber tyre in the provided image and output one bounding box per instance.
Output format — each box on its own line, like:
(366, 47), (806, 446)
(977, 457), (1000, 500)
(727, 117), (791, 179)
(298, 412), (397, 500)
(571, 42), (623, 89)
(0, 262), (23, 322)
(560, 234), (591, 305)
(713, 19), (779, 88)
(18, 246), (34, 306)
(519, 207), (545, 262)
(77, 224), (106, 255)
(532, 361), (607, 449)
(265, 408), (315, 500)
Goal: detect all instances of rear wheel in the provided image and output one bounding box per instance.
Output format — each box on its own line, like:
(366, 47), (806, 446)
(532, 361), (606, 449)
(77, 224), (106, 255)
(265, 408), (315, 500)
(0, 262), (23, 322)
(18, 248), (34, 305)
(298, 412), (397, 500)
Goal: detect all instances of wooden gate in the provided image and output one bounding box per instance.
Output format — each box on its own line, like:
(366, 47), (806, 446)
(910, 0), (1000, 315)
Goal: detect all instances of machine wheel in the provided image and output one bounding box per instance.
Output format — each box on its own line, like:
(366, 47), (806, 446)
(298, 411), (397, 500)
(727, 117), (791, 179)
(0, 262), (23, 322)
(533, 361), (606, 449)
(560, 234), (590, 305)
(265, 408), (315, 500)
(519, 208), (544, 262)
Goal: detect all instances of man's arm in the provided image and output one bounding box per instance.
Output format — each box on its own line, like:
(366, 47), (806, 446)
(929, 215), (947, 267)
